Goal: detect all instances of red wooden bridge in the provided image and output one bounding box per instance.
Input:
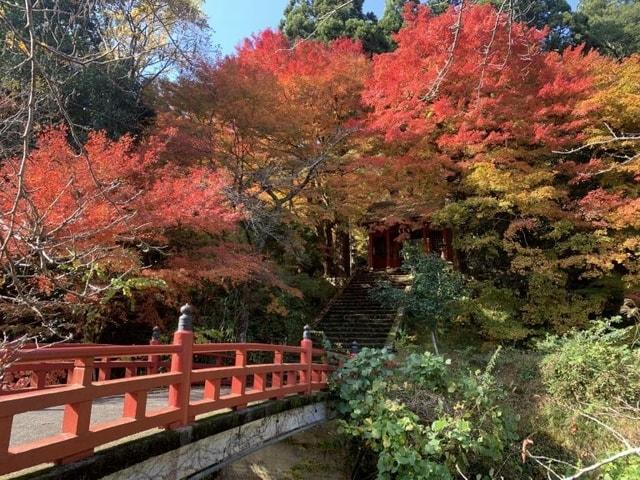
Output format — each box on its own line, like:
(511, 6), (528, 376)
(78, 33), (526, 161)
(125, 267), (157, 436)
(0, 305), (337, 478)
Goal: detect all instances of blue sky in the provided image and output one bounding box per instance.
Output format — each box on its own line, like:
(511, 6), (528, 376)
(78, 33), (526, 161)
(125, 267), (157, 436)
(204, 0), (578, 56)
(205, 0), (386, 55)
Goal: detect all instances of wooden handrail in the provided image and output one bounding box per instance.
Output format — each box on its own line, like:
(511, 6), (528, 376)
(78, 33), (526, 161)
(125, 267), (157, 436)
(0, 314), (334, 476)
(15, 344), (181, 361)
(192, 342), (304, 354)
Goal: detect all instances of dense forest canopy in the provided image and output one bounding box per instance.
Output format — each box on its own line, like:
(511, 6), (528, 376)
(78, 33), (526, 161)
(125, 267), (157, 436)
(1, 0), (639, 478)
(0, 0), (637, 341)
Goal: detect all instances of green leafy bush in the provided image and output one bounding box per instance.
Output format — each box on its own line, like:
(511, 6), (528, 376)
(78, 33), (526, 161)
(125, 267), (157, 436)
(602, 457), (640, 480)
(333, 348), (516, 479)
(539, 318), (640, 405)
(372, 245), (468, 352)
(460, 282), (531, 342)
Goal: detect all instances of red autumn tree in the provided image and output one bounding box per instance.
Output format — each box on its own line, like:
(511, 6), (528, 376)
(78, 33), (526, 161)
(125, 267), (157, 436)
(160, 30), (369, 260)
(359, 3), (640, 336)
(0, 127), (241, 314)
(365, 3), (597, 154)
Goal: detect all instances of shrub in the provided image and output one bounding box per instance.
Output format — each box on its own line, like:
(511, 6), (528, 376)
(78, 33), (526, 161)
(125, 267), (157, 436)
(334, 348), (516, 479)
(372, 245), (468, 353)
(539, 318), (640, 405)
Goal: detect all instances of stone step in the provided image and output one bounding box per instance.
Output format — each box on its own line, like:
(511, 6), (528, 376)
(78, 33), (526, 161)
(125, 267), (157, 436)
(321, 320), (395, 326)
(316, 269), (411, 350)
(322, 328), (393, 334)
(326, 310), (394, 315)
(321, 317), (395, 323)
(323, 317), (395, 322)
(321, 323), (394, 329)
(327, 339), (388, 343)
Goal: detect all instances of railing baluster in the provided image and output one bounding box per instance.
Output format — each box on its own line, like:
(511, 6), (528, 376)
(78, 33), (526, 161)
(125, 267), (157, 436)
(254, 371), (265, 392)
(97, 361), (110, 381)
(204, 378), (220, 401)
(30, 370), (45, 390)
(59, 356), (94, 464)
(123, 390), (147, 420)
(232, 347), (247, 410)
(168, 304), (194, 427)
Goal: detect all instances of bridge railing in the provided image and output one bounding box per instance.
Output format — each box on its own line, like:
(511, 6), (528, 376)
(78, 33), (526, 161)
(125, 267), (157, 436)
(0, 305), (335, 476)
(2, 331), (231, 395)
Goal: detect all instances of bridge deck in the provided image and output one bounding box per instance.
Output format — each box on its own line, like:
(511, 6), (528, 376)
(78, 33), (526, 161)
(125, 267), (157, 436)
(0, 312), (338, 477)
(10, 386), (218, 447)
(7, 394), (331, 480)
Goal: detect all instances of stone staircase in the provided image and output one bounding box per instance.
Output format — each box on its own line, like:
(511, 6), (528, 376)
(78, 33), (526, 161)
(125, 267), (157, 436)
(315, 270), (411, 350)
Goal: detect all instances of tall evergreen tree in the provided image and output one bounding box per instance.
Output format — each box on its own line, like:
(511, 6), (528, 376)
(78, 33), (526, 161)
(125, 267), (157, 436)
(280, 0), (391, 53)
(379, 0), (420, 35)
(575, 0), (640, 58)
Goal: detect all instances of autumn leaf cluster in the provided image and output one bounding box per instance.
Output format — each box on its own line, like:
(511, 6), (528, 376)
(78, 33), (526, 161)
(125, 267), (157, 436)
(3, 2), (639, 341)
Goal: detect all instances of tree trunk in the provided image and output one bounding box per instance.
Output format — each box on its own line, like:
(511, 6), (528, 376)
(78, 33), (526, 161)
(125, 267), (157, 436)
(338, 227), (351, 277)
(324, 221), (335, 277)
(431, 330), (439, 355)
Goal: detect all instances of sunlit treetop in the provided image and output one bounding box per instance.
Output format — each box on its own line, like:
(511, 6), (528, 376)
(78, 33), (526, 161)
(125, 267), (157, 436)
(364, 3), (598, 155)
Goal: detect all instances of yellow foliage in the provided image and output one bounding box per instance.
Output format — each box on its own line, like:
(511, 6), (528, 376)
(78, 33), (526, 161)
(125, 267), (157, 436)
(581, 55), (640, 136)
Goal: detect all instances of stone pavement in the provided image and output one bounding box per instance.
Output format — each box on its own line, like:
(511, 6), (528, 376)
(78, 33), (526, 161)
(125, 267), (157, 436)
(10, 386), (210, 447)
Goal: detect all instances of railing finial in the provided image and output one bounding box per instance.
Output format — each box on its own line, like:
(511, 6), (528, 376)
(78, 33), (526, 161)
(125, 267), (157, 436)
(178, 304), (194, 331)
(303, 324), (311, 340)
(351, 340), (360, 356)
(151, 325), (161, 341)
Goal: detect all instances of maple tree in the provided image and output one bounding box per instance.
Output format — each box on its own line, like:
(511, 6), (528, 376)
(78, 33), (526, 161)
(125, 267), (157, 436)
(160, 30), (369, 274)
(360, 3), (638, 337)
(0, 127), (244, 329)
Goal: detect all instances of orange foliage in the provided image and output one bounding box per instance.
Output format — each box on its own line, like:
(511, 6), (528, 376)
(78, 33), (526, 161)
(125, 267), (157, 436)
(0, 127), (242, 300)
(364, 4), (597, 154)
(160, 31), (369, 223)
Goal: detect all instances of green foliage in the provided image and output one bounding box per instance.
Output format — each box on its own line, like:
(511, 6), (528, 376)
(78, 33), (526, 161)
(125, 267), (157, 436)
(539, 317), (640, 405)
(426, 0), (574, 49)
(373, 245), (468, 332)
(334, 348), (516, 479)
(602, 457), (640, 480)
(101, 277), (168, 305)
(432, 188), (627, 339)
(505, 0), (574, 50)
(460, 282), (531, 342)
(576, 0), (640, 58)
(379, 0), (419, 36)
(193, 271), (335, 343)
(65, 62), (155, 139)
(280, 0), (392, 53)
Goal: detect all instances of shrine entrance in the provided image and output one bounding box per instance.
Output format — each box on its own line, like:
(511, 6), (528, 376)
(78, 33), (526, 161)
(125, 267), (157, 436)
(366, 222), (454, 271)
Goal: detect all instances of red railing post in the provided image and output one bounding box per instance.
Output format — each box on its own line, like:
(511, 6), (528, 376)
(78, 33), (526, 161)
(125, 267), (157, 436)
(300, 325), (313, 394)
(271, 347), (283, 400)
(168, 304), (194, 427)
(0, 415), (11, 464)
(231, 347), (247, 410)
(58, 356), (94, 464)
(149, 326), (161, 374)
